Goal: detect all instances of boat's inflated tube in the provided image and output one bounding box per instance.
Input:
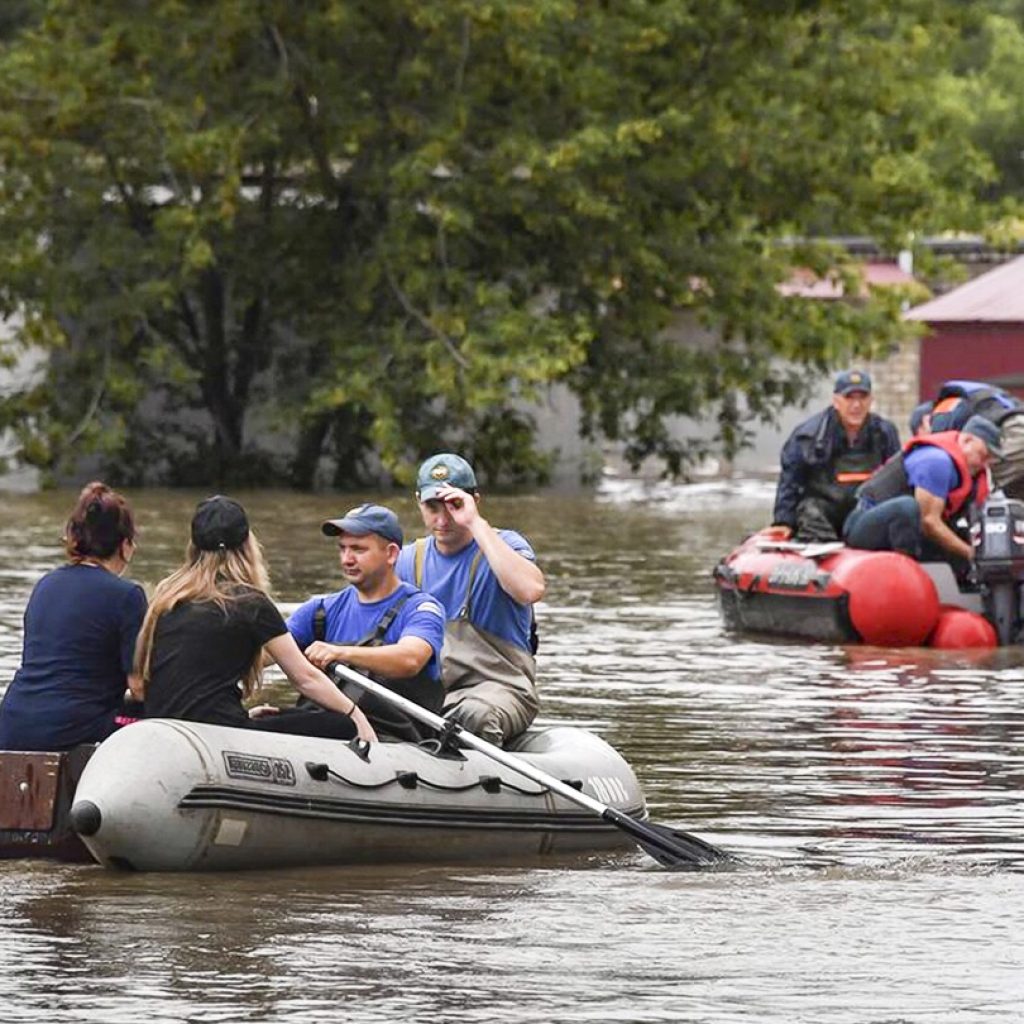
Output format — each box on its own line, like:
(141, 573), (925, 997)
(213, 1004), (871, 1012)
(828, 550), (939, 646)
(714, 538), (941, 645)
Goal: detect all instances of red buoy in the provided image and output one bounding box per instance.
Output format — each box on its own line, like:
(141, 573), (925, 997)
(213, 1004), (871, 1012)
(826, 550), (939, 646)
(928, 606), (998, 649)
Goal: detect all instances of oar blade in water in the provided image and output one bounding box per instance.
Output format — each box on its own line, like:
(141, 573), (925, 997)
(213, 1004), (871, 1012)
(603, 808), (736, 870)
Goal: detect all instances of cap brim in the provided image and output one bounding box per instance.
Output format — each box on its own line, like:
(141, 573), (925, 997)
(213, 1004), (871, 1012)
(322, 518), (402, 544)
(838, 387), (871, 396)
(416, 484), (445, 501)
(322, 518), (371, 537)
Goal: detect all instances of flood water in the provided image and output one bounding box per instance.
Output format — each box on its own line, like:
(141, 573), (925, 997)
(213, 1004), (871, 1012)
(2, 482), (1023, 1023)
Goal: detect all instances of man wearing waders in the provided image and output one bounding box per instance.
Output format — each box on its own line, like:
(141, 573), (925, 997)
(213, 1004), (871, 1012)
(396, 453), (545, 747)
(769, 370), (900, 543)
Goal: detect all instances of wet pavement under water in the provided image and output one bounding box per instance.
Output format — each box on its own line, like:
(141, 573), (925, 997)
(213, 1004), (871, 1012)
(1, 482), (1022, 1023)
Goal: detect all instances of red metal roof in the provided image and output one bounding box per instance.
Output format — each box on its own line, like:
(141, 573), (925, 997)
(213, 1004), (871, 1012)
(905, 255), (1024, 323)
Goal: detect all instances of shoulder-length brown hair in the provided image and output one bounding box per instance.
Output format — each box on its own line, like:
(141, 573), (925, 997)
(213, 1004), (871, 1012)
(134, 532), (271, 699)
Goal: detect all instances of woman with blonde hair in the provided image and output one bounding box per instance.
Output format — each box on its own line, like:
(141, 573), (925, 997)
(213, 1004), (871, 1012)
(136, 496), (375, 742)
(0, 481), (146, 750)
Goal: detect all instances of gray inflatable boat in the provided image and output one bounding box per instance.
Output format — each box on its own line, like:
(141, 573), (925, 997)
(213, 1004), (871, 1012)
(69, 719), (646, 871)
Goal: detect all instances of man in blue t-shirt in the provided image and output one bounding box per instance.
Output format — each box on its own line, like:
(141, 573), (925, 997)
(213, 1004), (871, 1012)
(844, 416), (1002, 567)
(395, 453), (546, 747)
(288, 503), (446, 741)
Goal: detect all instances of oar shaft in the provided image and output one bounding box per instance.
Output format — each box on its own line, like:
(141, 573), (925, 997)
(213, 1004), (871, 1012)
(330, 662), (608, 814)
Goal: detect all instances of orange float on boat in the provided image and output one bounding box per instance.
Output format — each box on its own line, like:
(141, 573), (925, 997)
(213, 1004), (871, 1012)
(928, 606), (998, 649)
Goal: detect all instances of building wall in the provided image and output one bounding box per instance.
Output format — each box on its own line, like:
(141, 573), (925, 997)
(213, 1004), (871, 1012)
(861, 334), (922, 441)
(919, 326), (1024, 401)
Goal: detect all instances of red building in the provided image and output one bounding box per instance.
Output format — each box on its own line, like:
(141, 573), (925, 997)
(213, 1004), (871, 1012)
(905, 255), (1024, 401)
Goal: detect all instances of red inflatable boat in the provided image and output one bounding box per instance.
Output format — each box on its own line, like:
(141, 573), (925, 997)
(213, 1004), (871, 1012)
(712, 535), (998, 649)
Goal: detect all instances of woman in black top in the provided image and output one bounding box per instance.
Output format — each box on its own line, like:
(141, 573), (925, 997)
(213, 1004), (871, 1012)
(135, 496), (375, 742)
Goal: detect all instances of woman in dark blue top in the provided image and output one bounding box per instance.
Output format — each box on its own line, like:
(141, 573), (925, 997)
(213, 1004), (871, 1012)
(0, 482), (147, 751)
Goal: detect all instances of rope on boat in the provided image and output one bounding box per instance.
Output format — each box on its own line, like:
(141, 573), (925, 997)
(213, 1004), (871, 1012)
(307, 761), (548, 796)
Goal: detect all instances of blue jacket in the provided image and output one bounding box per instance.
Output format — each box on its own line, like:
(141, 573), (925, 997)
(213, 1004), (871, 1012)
(773, 407), (900, 528)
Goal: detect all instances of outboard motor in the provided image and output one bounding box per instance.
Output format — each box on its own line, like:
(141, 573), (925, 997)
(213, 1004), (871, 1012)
(971, 494), (1024, 645)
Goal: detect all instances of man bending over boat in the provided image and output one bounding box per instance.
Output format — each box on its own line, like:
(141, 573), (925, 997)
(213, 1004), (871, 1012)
(907, 379), (1024, 499)
(768, 370), (900, 543)
(843, 415), (1003, 574)
(395, 453), (545, 747)
(290, 504), (446, 742)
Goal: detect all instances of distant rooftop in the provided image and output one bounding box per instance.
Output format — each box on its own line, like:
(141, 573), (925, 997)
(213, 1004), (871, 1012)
(830, 235), (1024, 264)
(779, 261), (916, 299)
(905, 255), (1024, 323)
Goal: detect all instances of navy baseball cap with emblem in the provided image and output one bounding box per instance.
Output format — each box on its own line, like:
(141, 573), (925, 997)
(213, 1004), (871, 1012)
(322, 503), (404, 545)
(415, 453), (478, 501)
(834, 369), (872, 396)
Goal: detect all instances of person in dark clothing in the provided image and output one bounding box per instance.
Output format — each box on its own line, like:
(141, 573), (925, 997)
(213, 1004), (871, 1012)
(909, 400), (934, 436)
(288, 503), (445, 742)
(135, 496), (376, 742)
(770, 370), (901, 542)
(0, 482), (146, 751)
(844, 415), (1003, 570)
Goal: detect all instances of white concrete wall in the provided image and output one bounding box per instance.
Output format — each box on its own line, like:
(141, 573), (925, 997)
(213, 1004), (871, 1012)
(0, 314), (42, 493)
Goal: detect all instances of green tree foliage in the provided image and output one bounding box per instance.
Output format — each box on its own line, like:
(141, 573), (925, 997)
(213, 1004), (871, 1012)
(0, 1), (990, 486)
(947, 3), (1024, 219)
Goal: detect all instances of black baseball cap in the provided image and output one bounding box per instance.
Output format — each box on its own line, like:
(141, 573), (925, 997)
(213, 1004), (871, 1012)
(191, 496), (250, 551)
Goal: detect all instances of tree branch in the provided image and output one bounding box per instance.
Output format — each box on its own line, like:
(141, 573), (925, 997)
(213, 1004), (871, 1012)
(385, 264), (469, 368)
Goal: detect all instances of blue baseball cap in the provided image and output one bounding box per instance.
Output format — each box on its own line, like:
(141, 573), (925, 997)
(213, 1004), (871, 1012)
(961, 415), (1005, 459)
(322, 503), (404, 545)
(416, 453), (478, 501)
(834, 369), (872, 396)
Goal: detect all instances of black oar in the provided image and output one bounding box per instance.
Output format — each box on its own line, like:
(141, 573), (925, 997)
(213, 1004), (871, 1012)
(328, 662), (735, 870)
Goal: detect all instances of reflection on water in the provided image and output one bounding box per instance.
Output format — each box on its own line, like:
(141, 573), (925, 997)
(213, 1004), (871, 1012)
(1, 483), (1023, 1023)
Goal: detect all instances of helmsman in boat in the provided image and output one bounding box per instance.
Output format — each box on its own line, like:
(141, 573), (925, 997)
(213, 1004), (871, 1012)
(769, 370), (900, 544)
(396, 453), (546, 748)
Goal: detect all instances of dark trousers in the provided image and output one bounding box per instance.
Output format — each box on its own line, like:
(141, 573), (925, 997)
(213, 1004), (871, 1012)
(795, 495), (844, 542)
(843, 496), (922, 556)
(844, 497), (969, 576)
(249, 707), (357, 740)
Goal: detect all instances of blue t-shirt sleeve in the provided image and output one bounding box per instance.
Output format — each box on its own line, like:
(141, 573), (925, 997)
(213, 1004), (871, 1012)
(905, 447), (959, 499)
(498, 529), (537, 562)
(286, 597), (319, 649)
(119, 583), (148, 675)
(399, 594), (446, 656)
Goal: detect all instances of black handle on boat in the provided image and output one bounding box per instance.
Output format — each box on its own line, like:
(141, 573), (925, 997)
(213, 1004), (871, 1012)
(327, 662), (735, 871)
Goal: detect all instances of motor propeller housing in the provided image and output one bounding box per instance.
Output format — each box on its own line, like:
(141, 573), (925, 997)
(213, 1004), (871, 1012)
(972, 494), (1024, 645)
